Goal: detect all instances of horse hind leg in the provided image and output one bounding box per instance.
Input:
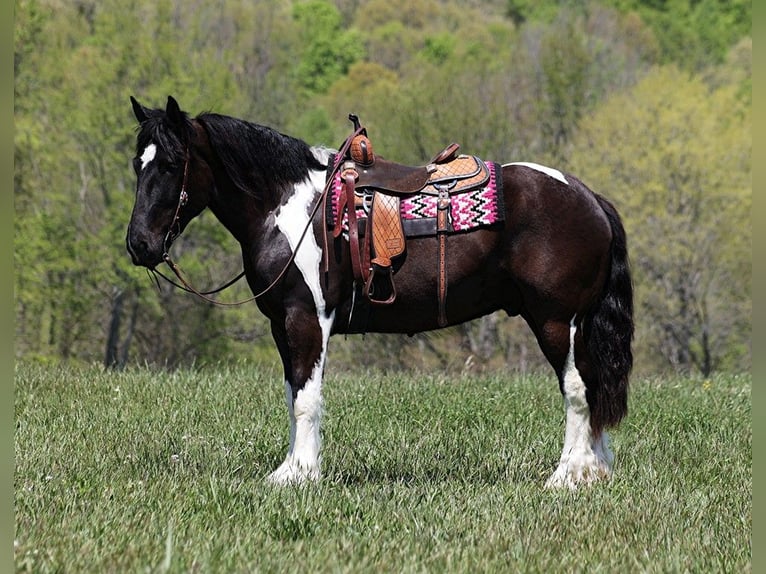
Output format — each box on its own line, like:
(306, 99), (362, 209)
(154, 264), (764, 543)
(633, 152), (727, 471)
(545, 316), (614, 489)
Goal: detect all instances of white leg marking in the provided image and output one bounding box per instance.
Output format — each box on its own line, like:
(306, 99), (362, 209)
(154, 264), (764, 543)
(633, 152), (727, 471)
(545, 317), (613, 489)
(266, 331), (330, 485)
(503, 161), (568, 185)
(140, 143), (157, 170)
(268, 170), (335, 485)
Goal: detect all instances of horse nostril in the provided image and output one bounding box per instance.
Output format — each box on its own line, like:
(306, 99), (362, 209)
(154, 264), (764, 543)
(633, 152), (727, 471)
(126, 232), (152, 266)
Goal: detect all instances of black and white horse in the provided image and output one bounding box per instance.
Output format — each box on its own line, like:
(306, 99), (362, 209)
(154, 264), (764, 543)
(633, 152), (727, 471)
(126, 96), (633, 488)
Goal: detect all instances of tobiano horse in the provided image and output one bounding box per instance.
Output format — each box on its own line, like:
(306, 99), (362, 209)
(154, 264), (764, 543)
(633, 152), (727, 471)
(126, 96), (633, 489)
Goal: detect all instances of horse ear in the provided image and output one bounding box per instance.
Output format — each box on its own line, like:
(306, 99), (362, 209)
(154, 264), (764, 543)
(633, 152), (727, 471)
(166, 96), (184, 127)
(131, 96), (149, 123)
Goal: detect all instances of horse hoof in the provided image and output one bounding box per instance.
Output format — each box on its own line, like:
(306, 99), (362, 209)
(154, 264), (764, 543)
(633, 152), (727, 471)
(544, 456), (612, 490)
(266, 462), (320, 486)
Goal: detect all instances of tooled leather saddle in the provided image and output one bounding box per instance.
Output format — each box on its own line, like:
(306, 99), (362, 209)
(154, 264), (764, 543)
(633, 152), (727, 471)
(325, 115), (502, 328)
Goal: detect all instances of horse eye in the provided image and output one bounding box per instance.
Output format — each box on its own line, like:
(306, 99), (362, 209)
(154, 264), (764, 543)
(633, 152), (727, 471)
(157, 159), (178, 174)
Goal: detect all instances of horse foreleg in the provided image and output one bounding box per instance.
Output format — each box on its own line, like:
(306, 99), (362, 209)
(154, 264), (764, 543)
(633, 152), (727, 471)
(266, 310), (334, 485)
(268, 376), (323, 484)
(545, 317), (614, 489)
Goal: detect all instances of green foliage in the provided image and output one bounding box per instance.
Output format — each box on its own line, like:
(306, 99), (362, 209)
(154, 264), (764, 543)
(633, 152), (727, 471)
(506, 0), (565, 25)
(319, 61), (401, 145)
(615, 0), (751, 70)
(15, 364), (751, 571)
(291, 0), (363, 95)
(354, 0), (438, 31)
(569, 63), (751, 374)
(421, 33), (455, 64)
(508, 0), (750, 70)
(360, 20), (418, 71)
(538, 13), (592, 160)
(13, 0), (750, 372)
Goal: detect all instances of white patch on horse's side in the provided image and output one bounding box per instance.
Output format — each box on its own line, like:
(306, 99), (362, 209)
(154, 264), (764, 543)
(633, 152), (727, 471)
(268, 169), (334, 485)
(274, 171), (328, 315)
(504, 161), (568, 185)
(140, 143), (157, 170)
(545, 316), (613, 490)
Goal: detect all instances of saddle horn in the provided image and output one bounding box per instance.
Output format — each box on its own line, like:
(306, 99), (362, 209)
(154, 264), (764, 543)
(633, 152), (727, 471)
(348, 114), (374, 166)
(348, 113), (364, 134)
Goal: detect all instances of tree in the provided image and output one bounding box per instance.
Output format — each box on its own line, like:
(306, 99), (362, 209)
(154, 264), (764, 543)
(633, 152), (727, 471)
(508, 0), (751, 72)
(14, 0), (271, 367)
(568, 64), (751, 374)
(291, 0), (362, 95)
(614, 0), (751, 71)
(14, 0), (751, 373)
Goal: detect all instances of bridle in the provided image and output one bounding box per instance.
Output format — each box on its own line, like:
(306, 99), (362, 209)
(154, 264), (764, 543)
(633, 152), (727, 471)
(161, 146), (191, 256)
(153, 143), (299, 306)
(152, 127), (364, 306)
(151, 143), (254, 306)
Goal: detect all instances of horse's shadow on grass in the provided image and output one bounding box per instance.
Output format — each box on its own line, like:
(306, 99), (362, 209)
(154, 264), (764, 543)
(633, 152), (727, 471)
(320, 457), (551, 487)
(317, 437), (555, 487)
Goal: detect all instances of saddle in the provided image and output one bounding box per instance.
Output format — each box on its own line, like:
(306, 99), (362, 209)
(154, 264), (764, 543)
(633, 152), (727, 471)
(328, 115), (493, 327)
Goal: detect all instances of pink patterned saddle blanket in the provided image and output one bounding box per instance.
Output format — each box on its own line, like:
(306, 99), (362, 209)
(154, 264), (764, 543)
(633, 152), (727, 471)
(325, 159), (505, 237)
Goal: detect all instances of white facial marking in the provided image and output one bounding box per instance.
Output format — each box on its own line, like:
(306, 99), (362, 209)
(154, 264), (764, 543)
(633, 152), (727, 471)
(140, 143), (157, 170)
(504, 161), (569, 185)
(545, 316), (613, 489)
(268, 168), (334, 485)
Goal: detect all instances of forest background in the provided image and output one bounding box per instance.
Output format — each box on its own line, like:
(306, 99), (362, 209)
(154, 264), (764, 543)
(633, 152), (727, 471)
(13, 0), (751, 376)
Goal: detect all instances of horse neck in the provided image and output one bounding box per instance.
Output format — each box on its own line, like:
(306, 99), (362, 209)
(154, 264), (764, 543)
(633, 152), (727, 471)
(207, 188), (254, 244)
(193, 115), (328, 255)
(204, 167), (274, 251)
(188, 122), (263, 245)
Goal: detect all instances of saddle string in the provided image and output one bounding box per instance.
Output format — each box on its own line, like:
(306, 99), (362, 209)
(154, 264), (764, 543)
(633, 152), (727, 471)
(156, 126), (366, 306)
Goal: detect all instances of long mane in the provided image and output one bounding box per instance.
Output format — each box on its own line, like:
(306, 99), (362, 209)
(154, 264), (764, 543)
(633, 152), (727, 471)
(198, 113), (327, 200)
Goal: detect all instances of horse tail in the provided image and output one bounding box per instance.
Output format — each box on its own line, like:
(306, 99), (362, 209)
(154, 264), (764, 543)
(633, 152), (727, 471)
(583, 194), (634, 435)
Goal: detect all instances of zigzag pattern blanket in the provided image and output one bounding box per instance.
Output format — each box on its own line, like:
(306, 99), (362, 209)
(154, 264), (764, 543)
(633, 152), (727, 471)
(326, 160), (504, 237)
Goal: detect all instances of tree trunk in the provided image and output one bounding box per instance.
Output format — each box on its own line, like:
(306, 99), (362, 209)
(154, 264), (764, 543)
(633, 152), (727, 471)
(104, 287), (124, 369)
(117, 296), (139, 369)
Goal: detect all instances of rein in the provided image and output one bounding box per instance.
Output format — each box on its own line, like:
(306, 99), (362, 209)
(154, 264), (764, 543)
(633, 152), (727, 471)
(156, 127), (364, 305)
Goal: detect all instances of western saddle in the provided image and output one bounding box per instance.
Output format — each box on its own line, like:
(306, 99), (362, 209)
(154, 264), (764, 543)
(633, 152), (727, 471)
(328, 115), (492, 327)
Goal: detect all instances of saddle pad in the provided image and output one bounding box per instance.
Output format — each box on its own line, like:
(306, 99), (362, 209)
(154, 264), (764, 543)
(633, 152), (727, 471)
(326, 161), (504, 237)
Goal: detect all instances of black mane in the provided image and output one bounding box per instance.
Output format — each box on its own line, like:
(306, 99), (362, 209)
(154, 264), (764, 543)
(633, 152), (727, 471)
(198, 113), (327, 201)
(135, 113), (190, 164)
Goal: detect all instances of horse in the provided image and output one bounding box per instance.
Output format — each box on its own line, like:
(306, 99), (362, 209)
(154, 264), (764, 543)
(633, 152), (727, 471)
(126, 95), (633, 489)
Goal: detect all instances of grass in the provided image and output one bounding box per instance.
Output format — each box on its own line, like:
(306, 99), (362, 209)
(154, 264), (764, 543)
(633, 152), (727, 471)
(15, 362), (751, 572)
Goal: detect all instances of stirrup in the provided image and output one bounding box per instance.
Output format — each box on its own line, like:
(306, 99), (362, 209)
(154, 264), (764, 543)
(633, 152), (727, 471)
(364, 263), (397, 305)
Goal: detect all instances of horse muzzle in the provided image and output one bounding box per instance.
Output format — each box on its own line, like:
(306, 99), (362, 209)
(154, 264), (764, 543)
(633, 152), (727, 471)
(126, 229), (164, 269)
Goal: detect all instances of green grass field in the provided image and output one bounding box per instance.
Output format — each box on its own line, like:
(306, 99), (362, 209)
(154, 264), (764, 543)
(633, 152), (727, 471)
(15, 362), (750, 573)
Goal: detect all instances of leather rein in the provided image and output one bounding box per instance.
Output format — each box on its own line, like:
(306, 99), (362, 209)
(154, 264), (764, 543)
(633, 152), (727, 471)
(154, 128), (364, 305)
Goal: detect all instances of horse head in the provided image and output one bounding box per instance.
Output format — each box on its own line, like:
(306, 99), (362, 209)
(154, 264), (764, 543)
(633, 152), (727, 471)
(126, 96), (212, 268)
